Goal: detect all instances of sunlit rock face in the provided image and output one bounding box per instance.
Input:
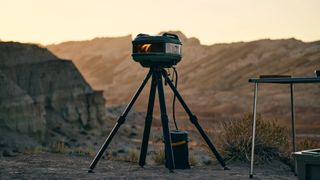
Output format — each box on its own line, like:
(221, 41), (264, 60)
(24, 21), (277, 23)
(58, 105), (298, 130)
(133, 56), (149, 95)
(48, 33), (320, 134)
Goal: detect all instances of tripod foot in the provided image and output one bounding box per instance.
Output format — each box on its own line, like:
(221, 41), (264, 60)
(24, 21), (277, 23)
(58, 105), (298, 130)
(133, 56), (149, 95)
(88, 169), (94, 173)
(249, 174), (253, 178)
(169, 169), (174, 173)
(224, 166), (230, 170)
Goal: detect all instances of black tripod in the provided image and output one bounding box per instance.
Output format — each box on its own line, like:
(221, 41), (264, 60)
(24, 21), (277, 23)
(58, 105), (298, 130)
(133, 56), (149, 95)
(88, 67), (228, 172)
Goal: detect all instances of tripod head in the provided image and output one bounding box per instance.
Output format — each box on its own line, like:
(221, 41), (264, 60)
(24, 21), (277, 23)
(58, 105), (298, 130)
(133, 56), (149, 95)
(132, 33), (182, 68)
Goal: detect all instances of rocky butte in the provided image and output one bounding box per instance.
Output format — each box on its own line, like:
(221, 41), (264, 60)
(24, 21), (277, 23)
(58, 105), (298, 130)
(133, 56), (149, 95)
(0, 42), (107, 153)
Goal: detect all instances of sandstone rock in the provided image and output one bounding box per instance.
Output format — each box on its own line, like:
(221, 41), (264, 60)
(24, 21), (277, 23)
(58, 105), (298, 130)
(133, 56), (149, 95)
(0, 70), (46, 141)
(0, 42), (107, 150)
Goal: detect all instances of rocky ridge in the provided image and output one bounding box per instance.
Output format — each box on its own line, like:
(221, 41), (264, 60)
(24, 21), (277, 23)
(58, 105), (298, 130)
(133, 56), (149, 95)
(47, 32), (320, 134)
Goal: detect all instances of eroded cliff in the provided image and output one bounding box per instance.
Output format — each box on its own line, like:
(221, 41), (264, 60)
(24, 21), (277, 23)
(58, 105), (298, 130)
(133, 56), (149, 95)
(0, 42), (107, 152)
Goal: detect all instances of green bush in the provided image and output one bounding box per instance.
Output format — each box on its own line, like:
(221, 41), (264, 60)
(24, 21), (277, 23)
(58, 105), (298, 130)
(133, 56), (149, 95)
(221, 113), (288, 162)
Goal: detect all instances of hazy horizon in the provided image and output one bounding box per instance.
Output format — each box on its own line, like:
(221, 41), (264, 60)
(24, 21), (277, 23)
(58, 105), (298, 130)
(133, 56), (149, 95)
(2, 31), (319, 47)
(1, 0), (320, 45)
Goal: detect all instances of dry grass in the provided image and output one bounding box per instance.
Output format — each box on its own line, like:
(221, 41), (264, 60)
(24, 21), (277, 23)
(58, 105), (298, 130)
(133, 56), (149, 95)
(151, 147), (166, 165)
(23, 147), (47, 155)
(70, 147), (95, 157)
(151, 145), (197, 166)
(297, 137), (320, 151)
(221, 113), (288, 163)
(22, 141), (95, 157)
(105, 149), (139, 163)
(49, 141), (69, 153)
(123, 149), (139, 163)
(189, 154), (198, 166)
(47, 141), (95, 157)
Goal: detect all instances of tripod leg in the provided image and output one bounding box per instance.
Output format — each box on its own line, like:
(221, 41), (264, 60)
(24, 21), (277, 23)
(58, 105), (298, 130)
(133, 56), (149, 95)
(161, 70), (228, 169)
(88, 70), (152, 172)
(155, 70), (175, 172)
(139, 75), (157, 167)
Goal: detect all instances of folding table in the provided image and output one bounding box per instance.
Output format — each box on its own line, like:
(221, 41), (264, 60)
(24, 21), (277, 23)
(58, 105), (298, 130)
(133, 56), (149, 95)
(248, 76), (320, 178)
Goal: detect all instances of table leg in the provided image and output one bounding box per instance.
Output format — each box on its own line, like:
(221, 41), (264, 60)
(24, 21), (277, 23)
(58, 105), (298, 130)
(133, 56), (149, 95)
(290, 83), (297, 175)
(250, 83), (258, 178)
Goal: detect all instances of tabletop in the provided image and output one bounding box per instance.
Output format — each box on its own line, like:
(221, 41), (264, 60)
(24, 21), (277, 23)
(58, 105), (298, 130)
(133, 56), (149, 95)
(249, 76), (320, 84)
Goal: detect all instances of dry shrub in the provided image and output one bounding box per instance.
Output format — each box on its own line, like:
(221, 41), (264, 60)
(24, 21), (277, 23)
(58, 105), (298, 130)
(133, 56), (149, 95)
(23, 147), (46, 155)
(151, 147), (166, 165)
(69, 147), (95, 157)
(49, 141), (69, 153)
(123, 149), (139, 163)
(222, 113), (288, 162)
(106, 149), (139, 163)
(49, 141), (94, 156)
(297, 137), (320, 151)
(189, 154), (198, 166)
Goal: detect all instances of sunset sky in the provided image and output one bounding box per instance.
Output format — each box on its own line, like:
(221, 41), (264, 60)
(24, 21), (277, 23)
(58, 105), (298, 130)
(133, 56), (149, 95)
(1, 0), (319, 45)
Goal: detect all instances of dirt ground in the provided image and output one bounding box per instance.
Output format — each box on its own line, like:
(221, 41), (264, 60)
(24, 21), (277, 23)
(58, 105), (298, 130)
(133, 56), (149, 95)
(0, 152), (297, 180)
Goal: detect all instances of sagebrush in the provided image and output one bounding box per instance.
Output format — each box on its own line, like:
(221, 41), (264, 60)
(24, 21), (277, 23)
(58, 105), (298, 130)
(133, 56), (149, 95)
(221, 113), (288, 162)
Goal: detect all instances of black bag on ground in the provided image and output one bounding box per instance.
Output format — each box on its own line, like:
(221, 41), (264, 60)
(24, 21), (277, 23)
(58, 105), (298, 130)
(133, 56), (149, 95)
(165, 130), (190, 169)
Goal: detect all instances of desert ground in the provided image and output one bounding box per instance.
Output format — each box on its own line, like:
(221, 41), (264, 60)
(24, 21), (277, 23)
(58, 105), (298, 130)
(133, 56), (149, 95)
(0, 152), (297, 180)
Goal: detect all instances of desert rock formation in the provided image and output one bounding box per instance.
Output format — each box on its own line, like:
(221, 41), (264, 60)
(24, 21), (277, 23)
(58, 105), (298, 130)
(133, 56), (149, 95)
(0, 42), (107, 152)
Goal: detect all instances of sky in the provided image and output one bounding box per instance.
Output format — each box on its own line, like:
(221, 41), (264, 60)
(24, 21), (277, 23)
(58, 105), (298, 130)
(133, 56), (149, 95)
(1, 0), (320, 45)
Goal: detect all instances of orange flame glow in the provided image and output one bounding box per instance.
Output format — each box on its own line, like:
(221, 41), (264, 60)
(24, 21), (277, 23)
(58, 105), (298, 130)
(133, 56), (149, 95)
(141, 44), (151, 52)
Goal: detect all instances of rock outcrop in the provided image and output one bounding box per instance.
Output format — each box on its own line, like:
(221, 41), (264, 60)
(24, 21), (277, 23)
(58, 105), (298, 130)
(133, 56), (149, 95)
(0, 42), (107, 151)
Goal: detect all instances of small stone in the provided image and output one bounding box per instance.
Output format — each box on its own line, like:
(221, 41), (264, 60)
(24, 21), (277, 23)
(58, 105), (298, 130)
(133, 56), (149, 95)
(118, 149), (126, 153)
(2, 150), (17, 157)
(203, 159), (212, 165)
(80, 130), (88, 135)
(129, 132), (137, 138)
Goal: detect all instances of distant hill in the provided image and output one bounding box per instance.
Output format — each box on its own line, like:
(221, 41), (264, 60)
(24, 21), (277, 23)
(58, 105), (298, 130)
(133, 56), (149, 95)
(47, 32), (320, 134)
